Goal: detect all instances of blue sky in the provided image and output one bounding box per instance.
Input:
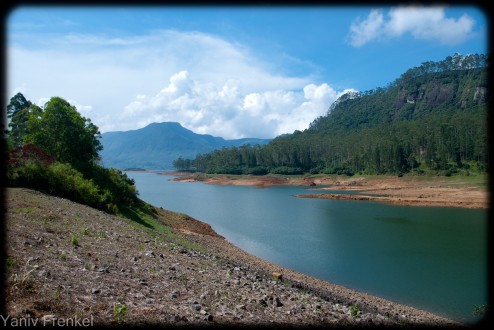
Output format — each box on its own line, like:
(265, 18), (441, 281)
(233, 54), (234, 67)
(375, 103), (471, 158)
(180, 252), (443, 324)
(6, 5), (488, 138)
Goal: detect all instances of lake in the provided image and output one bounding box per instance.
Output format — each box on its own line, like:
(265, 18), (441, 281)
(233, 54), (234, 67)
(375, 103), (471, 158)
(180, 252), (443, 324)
(127, 171), (488, 324)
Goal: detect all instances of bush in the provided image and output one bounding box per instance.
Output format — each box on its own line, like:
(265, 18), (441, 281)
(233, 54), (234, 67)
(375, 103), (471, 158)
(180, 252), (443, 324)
(7, 144), (140, 214)
(270, 166), (304, 175)
(245, 166), (270, 175)
(47, 162), (102, 207)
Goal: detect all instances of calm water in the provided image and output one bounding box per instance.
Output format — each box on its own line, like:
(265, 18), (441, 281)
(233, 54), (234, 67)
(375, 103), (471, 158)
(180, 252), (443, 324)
(127, 171), (488, 324)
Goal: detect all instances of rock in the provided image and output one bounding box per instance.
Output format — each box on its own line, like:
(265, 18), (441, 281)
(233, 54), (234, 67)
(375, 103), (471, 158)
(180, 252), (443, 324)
(95, 267), (109, 273)
(169, 266), (176, 271)
(200, 309), (207, 315)
(38, 270), (50, 278)
(144, 250), (155, 257)
(259, 299), (268, 307)
(275, 297), (284, 307)
(272, 272), (283, 282)
(91, 288), (100, 294)
(192, 303), (202, 311)
(204, 315), (213, 322)
(236, 304), (246, 310)
(170, 291), (179, 299)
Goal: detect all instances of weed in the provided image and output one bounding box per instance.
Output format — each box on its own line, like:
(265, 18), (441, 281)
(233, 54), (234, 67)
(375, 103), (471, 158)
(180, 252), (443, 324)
(70, 235), (79, 246)
(10, 269), (36, 294)
(58, 253), (67, 261)
(349, 303), (360, 318)
(81, 227), (90, 236)
(113, 303), (128, 323)
(6, 256), (16, 270)
(16, 207), (37, 213)
(85, 262), (95, 271)
(97, 230), (107, 239)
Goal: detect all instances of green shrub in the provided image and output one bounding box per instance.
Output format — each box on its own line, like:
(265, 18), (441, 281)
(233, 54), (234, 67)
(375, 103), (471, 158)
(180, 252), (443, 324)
(270, 166), (304, 175)
(246, 166), (270, 175)
(47, 162), (102, 207)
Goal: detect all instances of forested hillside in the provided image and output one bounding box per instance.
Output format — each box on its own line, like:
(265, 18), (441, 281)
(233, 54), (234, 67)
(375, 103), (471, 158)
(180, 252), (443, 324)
(175, 53), (489, 176)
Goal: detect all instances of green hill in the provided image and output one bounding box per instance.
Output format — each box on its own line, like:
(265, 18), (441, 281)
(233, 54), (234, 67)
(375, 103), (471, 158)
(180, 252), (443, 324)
(179, 53), (489, 176)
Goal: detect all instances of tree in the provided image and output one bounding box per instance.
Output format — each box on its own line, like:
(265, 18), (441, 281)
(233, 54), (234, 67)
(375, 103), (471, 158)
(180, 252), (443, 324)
(6, 92), (36, 147)
(6, 92), (31, 119)
(24, 97), (102, 171)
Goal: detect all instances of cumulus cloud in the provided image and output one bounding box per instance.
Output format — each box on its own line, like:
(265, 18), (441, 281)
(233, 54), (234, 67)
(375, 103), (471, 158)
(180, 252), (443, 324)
(8, 27), (350, 138)
(348, 6), (475, 47)
(120, 71), (352, 139)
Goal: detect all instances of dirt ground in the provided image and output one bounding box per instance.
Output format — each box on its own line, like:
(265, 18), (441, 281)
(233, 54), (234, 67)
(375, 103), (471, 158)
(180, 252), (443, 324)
(170, 173), (488, 209)
(4, 188), (462, 327)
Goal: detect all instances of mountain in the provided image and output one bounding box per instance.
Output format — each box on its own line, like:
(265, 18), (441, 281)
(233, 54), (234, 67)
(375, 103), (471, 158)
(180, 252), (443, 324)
(179, 53), (489, 176)
(99, 122), (270, 170)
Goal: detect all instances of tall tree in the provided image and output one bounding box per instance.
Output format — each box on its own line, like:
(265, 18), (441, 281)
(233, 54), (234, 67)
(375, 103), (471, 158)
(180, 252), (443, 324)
(24, 97), (103, 171)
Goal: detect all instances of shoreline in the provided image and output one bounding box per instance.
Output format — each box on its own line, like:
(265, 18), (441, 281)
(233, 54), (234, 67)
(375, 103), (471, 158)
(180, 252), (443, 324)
(5, 188), (468, 326)
(180, 225), (461, 326)
(169, 172), (488, 209)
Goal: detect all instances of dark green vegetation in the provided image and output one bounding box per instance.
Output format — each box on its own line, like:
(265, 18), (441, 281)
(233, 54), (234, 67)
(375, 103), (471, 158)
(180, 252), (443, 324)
(175, 53), (489, 177)
(5, 93), (141, 216)
(100, 122), (270, 170)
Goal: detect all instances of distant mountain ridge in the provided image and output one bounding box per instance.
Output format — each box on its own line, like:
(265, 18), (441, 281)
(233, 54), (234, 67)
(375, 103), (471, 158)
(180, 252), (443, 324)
(100, 122), (270, 170)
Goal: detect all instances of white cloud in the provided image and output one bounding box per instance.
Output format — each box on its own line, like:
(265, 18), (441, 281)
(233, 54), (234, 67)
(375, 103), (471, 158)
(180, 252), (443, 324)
(348, 6), (475, 47)
(121, 71), (351, 139)
(8, 29), (344, 138)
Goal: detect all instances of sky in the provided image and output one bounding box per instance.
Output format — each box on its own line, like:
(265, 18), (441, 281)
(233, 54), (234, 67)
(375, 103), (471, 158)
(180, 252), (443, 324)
(6, 5), (488, 139)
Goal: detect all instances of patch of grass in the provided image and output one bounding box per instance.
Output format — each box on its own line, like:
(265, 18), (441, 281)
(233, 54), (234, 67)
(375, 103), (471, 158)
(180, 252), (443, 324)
(113, 303), (128, 323)
(70, 235), (79, 246)
(58, 253), (67, 261)
(81, 227), (90, 236)
(10, 269), (37, 294)
(84, 262), (95, 271)
(6, 256), (16, 270)
(349, 303), (360, 318)
(97, 230), (107, 239)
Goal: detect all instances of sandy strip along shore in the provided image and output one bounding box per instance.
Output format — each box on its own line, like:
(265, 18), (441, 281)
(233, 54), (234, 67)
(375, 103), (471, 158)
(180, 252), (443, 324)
(170, 173), (488, 209)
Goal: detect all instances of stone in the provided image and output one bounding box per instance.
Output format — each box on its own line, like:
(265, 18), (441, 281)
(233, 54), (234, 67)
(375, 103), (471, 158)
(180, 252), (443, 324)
(144, 250), (155, 257)
(275, 297), (284, 307)
(38, 270), (50, 278)
(91, 288), (100, 294)
(272, 272), (283, 282)
(192, 304), (202, 311)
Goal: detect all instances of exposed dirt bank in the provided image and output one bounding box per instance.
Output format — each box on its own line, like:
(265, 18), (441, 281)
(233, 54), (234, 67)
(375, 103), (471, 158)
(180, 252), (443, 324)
(4, 188), (463, 327)
(171, 173), (488, 209)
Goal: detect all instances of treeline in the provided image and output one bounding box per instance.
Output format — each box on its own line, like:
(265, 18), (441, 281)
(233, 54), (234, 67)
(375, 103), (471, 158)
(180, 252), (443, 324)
(4, 93), (141, 214)
(174, 53), (489, 176)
